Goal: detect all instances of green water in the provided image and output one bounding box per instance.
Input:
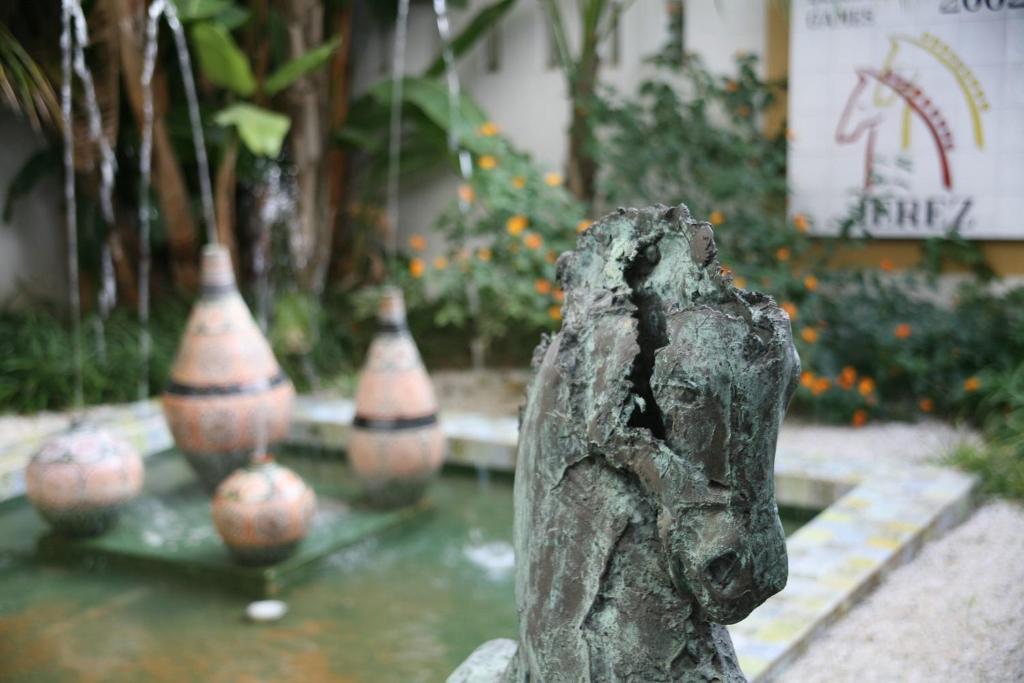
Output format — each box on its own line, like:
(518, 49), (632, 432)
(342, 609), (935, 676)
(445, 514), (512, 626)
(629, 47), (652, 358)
(0, 454), (813, 683)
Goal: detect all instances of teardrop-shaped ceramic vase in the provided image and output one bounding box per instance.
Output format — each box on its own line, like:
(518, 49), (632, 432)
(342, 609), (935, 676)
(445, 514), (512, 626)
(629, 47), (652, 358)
(25, 425), (144, 537)
(162, 245), (295, 492)
(349, 287), (445, 506)
(211, 456), (316, 566)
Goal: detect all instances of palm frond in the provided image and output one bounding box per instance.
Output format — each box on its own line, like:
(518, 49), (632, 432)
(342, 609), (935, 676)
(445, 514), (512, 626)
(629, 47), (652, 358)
(0, 22), (60, 132)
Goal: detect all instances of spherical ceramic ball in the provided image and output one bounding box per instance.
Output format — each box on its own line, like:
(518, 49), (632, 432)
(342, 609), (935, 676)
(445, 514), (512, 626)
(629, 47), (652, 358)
(212, 460), (316, 566)
(25, 426), (145, 537)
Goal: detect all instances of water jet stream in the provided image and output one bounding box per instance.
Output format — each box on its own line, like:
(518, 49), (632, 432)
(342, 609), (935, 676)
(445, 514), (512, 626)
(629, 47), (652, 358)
(137, 0), (165, 400)
(60, 0), (83, 409)
(385, 0), (412, 262)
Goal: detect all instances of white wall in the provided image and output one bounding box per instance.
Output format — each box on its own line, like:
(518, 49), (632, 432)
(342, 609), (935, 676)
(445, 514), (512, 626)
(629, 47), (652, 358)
(357, 0), (770, 243)
(0, 112), (66, 307)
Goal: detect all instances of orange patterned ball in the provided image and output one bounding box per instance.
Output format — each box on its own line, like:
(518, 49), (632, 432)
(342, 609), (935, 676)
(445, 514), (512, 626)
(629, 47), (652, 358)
(26, 426), (144, 537)
(212, 460), (316, 566)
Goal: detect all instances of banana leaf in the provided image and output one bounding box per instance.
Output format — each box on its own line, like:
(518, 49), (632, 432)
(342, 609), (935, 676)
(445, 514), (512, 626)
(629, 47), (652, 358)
(265, 37), (341, 96)
(190, 22), (256, 97)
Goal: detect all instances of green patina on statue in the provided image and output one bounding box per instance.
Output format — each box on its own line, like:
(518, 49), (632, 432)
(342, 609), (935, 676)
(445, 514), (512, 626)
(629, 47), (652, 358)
(450, 204), (800, 682)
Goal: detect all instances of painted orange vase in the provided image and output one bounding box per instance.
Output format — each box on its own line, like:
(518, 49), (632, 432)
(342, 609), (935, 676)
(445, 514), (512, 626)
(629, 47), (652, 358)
(349, 287), (445, 507)
(162, 245), (294, 492)
(25, 426), (144, 537)
(211, 456), (316, 566)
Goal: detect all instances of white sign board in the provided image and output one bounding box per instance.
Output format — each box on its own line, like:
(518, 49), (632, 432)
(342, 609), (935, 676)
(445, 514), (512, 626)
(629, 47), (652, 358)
(788, 0), (1023, 239)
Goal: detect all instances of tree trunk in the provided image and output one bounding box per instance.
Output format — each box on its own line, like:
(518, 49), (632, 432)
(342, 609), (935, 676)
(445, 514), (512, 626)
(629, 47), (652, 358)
(566, 80), (598, 205)
(114, 0), (199, 291)
(214, 136), (240, 275)
(325, 2), (354, 284)
(282, 0), (329, 294)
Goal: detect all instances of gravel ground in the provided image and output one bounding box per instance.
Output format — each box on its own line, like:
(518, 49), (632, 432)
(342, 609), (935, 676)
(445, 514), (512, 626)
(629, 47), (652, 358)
(776, 500), (1024, 683)
(776, 417), (982, 467)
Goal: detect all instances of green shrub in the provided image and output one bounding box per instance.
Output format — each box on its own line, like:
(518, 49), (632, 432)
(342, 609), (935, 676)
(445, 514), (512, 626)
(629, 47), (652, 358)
(0, 290), (360, 413)
(396, 125), (588, 363)
(947, 441), (1024, 501)
(0, 300), (186, 412)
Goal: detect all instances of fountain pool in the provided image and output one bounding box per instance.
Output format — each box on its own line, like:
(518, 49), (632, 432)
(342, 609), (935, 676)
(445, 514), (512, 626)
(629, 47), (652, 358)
(0, 447), (816, 683)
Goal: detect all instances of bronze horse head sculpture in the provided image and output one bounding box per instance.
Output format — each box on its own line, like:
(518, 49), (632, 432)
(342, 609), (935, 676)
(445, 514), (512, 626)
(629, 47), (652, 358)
(450, 204), (799, 682)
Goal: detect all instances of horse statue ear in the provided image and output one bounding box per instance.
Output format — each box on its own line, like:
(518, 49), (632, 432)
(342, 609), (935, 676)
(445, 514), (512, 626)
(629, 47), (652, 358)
(689, 221), (717, 267)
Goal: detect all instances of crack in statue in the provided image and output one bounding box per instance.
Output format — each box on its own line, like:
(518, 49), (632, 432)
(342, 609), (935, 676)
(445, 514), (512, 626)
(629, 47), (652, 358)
(449, 204), (800, 682)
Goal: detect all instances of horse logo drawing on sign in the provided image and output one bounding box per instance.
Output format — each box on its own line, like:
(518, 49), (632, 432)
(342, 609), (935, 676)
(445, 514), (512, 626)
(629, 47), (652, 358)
(835, 32), (989, 191)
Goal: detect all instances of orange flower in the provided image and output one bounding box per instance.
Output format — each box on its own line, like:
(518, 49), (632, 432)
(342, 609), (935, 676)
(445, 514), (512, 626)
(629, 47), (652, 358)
(477, 248), (492, 262)
(524, 232), (543, 250)
(409, 258), (425, 278)
(479, 121), (500, 137)
(839, 366), (857, 389)
(512, 176), (526, 189)
(577, 219), (593, 234)
(880, 259), (895, 272)
(804, 274), (819, 291)
(858, 377), (876, 396)
(734, 276), (748, 288)
(801, 327), (819, 344)
(852, 409), (868, 428)
(793, 213), (809, 233)
(458, 184), (475, 204)
(800, 371), (815, 389)
(506, 214), (527, 236)
(725, 79), (738, 92)
(535, 279), (552, 295)
(457, 248), (471, 264)
(709, 210), (725, 226)
(782, 301), (798, 320)
(894, 323), (912, 340)
(548, 305), (562, 321)
(433, 256), (448, 270)
(964, 376), (981, 392)
(776, 246), (791, 262)
(919, 397), (935, 413)
(544, 172), (563, 187)
(545, 250), (558, 264)
(719, 265), (733, 277)
(478, 155), (497, 170)
(812, 376), (830, 396)
(408, 234), (426, 252)
(553, 288), (565, 303)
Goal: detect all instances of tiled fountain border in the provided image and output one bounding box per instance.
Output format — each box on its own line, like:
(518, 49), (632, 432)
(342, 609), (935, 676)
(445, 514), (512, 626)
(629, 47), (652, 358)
(0, 397), (977, 682)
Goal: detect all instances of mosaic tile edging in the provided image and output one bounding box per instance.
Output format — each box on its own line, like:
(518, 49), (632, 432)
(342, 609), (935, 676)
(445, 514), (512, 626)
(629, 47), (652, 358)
(1, 397), (978, 682)
(288, 396), (979, 682)
(733, 465), (975, 681)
